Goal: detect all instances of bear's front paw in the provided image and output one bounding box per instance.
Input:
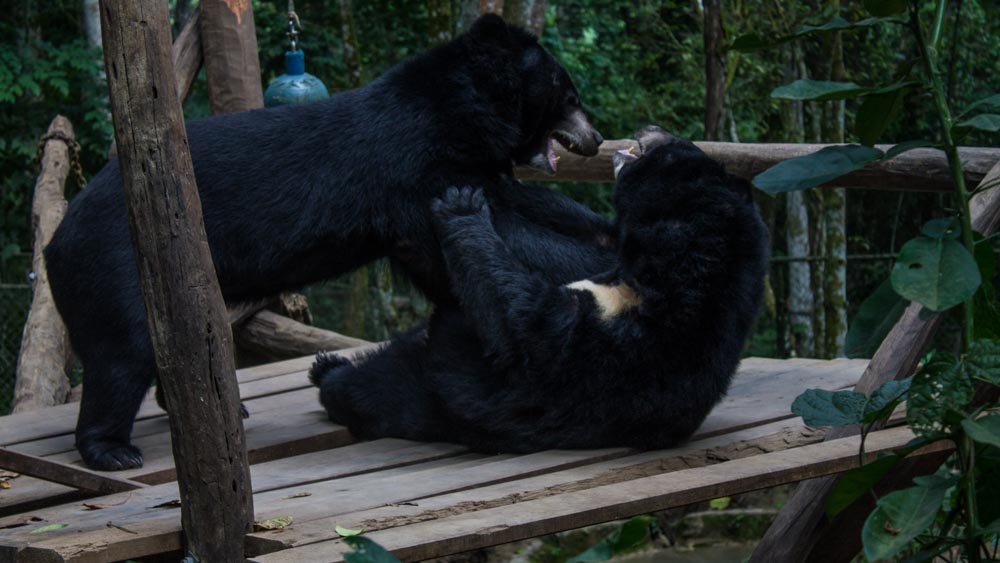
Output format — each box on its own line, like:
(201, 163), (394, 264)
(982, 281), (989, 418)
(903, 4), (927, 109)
(431, 186), (490, 223)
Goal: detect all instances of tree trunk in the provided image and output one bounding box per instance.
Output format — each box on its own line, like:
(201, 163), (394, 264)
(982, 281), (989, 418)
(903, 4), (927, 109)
(339, 0), (363, 87)
(702, 0), (725, 141)
(99, 2), (252, 560)
(782, 45), (814, 357)
(199, 0), (264, 114)
(83, 0), (101, 48)
(12, 116), (75, 413)
(822, 6), (847, 357)
(504, 0), (546, 36)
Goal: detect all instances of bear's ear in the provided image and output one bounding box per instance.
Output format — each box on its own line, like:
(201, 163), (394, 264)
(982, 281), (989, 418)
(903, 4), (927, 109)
(469, 13), (511, 45)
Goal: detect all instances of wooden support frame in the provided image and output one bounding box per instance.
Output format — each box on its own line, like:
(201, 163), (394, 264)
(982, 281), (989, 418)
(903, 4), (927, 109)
(99, 2), (253, 560)
(0, 448), (145, 495)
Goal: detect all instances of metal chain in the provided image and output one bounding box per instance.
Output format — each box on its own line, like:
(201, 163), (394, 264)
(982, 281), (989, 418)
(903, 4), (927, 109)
(35, 131), (87, 188)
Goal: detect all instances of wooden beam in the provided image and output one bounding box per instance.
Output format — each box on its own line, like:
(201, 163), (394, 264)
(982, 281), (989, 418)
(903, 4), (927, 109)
(99, 2), (253, 561)
(171, 8), (202, 103)
(749, 159), (1000, 563)
(199, 0), (264, 114)
(0, 448), (145, 495)
(12, 117), (75, 413)
(235, 310), (371, 360)
(514, 139), (998, 193)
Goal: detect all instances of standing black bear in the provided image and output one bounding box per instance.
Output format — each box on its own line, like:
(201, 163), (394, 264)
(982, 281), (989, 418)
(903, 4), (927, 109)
(45, 15), (613, 470)
(310, 127), (770, 451)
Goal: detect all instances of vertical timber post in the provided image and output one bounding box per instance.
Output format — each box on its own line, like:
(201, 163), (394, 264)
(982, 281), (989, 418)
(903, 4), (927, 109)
(98, 2), (253, 561)
(199, 0), (264, 114)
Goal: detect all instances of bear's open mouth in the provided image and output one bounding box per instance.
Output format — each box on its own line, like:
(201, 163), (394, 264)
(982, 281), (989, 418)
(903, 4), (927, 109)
(612, 146), (640, 180)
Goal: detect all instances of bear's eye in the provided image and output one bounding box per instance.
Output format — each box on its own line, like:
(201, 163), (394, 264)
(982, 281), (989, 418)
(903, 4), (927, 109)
(567, 94), (579, 106)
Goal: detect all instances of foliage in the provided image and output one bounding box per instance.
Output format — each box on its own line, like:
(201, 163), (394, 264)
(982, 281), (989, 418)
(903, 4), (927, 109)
(740, 0), (1000, 559)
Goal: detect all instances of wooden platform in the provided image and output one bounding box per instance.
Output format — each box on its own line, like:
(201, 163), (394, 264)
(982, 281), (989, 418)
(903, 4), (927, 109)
(0, 350), (921, 562)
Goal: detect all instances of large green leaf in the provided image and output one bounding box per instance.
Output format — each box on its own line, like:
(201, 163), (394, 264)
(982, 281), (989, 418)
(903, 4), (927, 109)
(862, 377), (912, 423)
(907, 357), (975, 438)
(966, 339), (1000, 386)
(731, 17), (892, 52)
(791, 389), (867, 426)
(864, 0), (908, 16)
(890, 236), (982, 312)
(956, 113), (1000, 133)
(753, 145), (884, 194)
(845, 279), (907, 359)
(962, 415), (1000, 448)
(343, 537), (401, 563)
(862, 484), (948, 561)
(772, 80), (869, 101)
(827, 455), (901, 519)
(973, 237), (1000, 340)
(567, 516), (655, 563)
(958, 94), (1000, 118)
(856, 89), (905, 146)
(882, 139), (939, 160)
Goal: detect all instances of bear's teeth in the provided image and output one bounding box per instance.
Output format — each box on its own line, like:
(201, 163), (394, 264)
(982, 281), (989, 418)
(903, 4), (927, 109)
(547, 138), (558, 172)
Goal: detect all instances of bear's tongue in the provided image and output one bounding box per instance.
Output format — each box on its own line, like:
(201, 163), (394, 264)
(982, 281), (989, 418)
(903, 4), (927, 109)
(546, 137), (559, 172)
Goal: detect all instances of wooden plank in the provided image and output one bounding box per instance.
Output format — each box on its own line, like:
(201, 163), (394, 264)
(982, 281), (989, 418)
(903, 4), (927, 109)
(245, 419), (826, 556)
(249, 427), (948, 563)
(0, 451), (485, 557)
(0, 449), (145, 496)
(514, 139), (998, 193)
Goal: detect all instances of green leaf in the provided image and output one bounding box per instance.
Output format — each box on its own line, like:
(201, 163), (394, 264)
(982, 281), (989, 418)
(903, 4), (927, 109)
(890, 236), (982, 312)
(920, 218), (960, 239)
(857, 89), (905, 146)
(567, 540), (614, 563)
(862, 485), (948, 561)
(958, 94), (1000, 118)
(611, 516), (656, 552)
(962, 415), (1000, 448)
(973, 240), (1000, 340)
(753, 145), (884, 194)
(731, 17), (893, 52)
(709, 497), (731, 510)
(862, 377), (912, 423)
(343, 536), (401, 563)
(772, 80), (869, 102)
(30, 523), (68, 534)
(882, 139), (939, 160)
(828, 455), (901, 519)
(907, 357), (975, 438)
(791, 388), (867, 426)
(845, 279), (907, 359)
(956, 114), (1000, 133)
(864, 0), (908, 16)
(966, 339), (1000, 385)
(336, 525), (364, 537)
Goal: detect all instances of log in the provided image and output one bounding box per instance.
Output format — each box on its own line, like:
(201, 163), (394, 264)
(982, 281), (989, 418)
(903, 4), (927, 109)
(172, 7), (202, 103)
(99, 2), (252, 561)
(0, 447), (146, 495)
(513, 139), (998, 193)
(12, 116), (75, 413)
(235, 310), (370, 360)
(199, 0), (264, 114)
(750, 159), (1000, 563)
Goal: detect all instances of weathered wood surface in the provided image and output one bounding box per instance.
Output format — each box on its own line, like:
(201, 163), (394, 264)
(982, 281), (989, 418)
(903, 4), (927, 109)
(0, 449), (145, 496)
(514, 139), (998, 193)
(12, 117), (75, 413)
(249, 427), (947, 563)
(100, 2), (251, 559)
(236, 310), (370, 359)
(0, 357), (867, 562)
(171, 8), (202, 102)
(750, 158), (1000, 563)
(199, 0), (264, 114)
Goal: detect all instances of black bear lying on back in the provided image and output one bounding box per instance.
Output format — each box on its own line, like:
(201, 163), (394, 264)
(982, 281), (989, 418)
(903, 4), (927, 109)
(44, 14), (613, 471)
(310, 127), (770, 451)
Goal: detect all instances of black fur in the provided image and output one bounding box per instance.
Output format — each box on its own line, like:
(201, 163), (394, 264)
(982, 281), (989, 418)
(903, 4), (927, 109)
(312, 127), (770, 452)
(44, 14), (610, 470)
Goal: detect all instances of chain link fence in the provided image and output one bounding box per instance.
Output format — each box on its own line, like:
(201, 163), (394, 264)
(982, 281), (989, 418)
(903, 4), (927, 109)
(0, 284), (31, 415)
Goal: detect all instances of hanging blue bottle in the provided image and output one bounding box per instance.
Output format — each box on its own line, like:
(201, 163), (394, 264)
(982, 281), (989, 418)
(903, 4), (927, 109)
(264, 49), (329, 107)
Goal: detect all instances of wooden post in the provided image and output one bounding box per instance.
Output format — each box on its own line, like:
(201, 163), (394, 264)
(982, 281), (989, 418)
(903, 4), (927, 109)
(199, 0), (264, 114)
(12, 117), (75, 413)
(99, 3), (252, 561)
(750, 160), (1000, 563)
(702, 0), (725, 141)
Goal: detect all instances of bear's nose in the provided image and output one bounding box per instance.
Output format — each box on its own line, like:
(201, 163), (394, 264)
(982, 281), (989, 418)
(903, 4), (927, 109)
(593, 130), (604, 146)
